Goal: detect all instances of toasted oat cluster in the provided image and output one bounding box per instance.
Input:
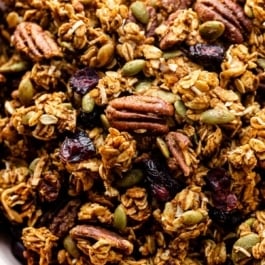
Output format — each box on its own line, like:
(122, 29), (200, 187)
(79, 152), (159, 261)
(0, 0), (265, 264)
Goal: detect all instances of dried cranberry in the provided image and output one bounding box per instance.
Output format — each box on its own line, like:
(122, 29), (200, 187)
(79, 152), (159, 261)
(208, 207), (242, 228)
(69, 67), (99, 95)
(59, 131), (96, 163)
(185, 43), (225, 71)
(77, 106), (103, 129)
(204, 167), (241, 226)
(141, 157), (183, 202)
(205, 168), (231, 193)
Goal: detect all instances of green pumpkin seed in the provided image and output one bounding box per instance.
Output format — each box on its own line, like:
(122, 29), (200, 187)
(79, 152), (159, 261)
(182, 210), (204, 226)
(200, 108), (235, 124)
(63, 235), (80, 258)
(174, 100), (187, 118)
(18, 76), (35, 106)
(0, 60), (29, 73)
(163, 49), (182, 59)
(116, 168), (143, 188)
(121, 59), (146, 76)
(156, 137), (170, 158)
(39, 114), (58, 125)
(199, 21), (225, 41)
(134, 80), (152, 94)
(113, 204), (127, 230)
(130, 1), (149, 24)
(82, 93), (95, 113)
(231, 233), (260, 264)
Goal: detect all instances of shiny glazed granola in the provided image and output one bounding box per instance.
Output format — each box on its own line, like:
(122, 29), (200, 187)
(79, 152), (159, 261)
(0, 0), (265, 264)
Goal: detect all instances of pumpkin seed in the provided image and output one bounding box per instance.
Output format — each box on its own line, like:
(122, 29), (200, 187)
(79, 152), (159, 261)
(113, 204), (127, 230)
(174, 100), (187, 118)
(231, 233), (260, 264)
(182, 210), (204, 226)
(199, 21), (225, 41)
(163, 49), (182, 59)
(200, 108), (235, 124)
(116, 168), (144, 188)
(134, 80), (152, 94)
(130, 1), (149, 24)
(63, 235), (80, 258)
(39, 114), (58, 125)
(82, 93), (95, 113)
(100, 114), (110, 129)
(18, 75), (35, 106)
(156, 137), (170, 158)
(121, 59), (146, 76)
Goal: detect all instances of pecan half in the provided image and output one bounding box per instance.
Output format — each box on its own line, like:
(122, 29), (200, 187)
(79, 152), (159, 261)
(11, 22), (62, 62)
(106, 95), (174, 134)
(194, 0), (252, 43)
(70, 225), (134, 255)
(165, 131), (191, 176)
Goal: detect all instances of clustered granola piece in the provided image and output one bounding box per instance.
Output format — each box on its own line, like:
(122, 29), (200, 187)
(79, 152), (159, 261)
(0, 0), (265, 264)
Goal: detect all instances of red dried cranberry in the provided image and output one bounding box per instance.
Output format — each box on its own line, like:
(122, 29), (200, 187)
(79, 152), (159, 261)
(59, 131), (95, 163)
(141, 157), (183, 202)
(208, 207), (242, 228)
(205, 168), (231, 193)
(69, 67), (99, 95)
(205, 167), (239, 213)
(185, 43), (225, 71)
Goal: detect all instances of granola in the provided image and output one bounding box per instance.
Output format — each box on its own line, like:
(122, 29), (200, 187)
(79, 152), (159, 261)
(0, 0), (265, 264)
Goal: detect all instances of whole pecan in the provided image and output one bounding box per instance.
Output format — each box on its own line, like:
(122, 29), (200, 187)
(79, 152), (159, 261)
(11, 22), (62, 61)
(105, 95), (174, 134)
(194, 0), (252, 43)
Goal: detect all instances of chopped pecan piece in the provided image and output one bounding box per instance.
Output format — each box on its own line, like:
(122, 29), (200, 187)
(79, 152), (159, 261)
(106, 95), (174, 134)
(70, 225), (134, 255)
(11, 22), (62, 62)
(165, 131), (191, 176)
(194, 0), (252, 43)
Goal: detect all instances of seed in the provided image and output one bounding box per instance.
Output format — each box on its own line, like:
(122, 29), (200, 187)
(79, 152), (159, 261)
(174, 100), (187, 118)
(0, 60), (29, 73)
(130, 1), (149, 24)
(113, 204), (127, 230)
(39, 114), (58, 125)
(231, 233), (260, 264)
(257, 58), (265, 70)
(182, 210), (204, 226)
(163, 49), (182, 59)
(116, 168), (144, 188)
(97, 42), (115, 67)
(149, 90), (178, 103)
(100, 114), (110, 129)
(156, 137), (170, 158)
(134, 80), (152, 94)
(63, 235), (80, 258)
(199, 21), (225, 41)
(29, 157), (40, 173)
(200, 108), (235, 124)
(18, 75), (35, 106)
(81, 93), (95, 113)
(121, 59), (146, 76)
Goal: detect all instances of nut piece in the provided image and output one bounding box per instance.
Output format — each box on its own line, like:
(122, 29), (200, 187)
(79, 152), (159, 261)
(194, 0), (252, 43)
(165, 131), (191, 176)
(70, 225), (134, 255)
(106, 95), (174, 134)
(12, 22), (62, 61)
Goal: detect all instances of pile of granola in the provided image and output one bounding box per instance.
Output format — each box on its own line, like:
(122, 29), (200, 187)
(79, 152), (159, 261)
(0, 0), (265, 264)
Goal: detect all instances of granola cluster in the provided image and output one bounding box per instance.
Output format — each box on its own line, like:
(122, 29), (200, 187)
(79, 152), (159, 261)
(0, 0), (265, 264)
